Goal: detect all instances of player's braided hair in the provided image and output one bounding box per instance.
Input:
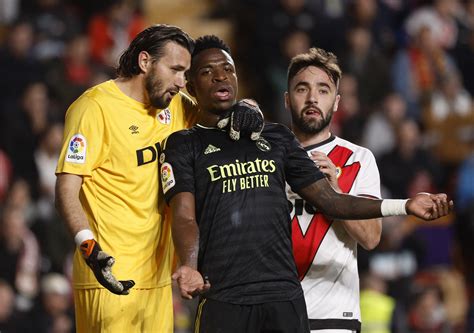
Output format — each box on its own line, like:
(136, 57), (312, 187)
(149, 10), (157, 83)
(116, 24), (194, 78)
(287, 47), (342, 90)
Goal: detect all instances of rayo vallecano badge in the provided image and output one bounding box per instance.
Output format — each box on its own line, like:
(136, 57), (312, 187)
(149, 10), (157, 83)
(256, 137), (271, 152)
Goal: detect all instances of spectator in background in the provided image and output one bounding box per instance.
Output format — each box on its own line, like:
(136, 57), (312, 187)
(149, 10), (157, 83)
(365, 215), (425, 324)
(30, 0), (81, 62)
(360, 272), (395, 333)
(407, 285), (452, 332)
(0, 82), (52, 197)
(3, 179), (37, 223)
(0, 20), (44, 111)
(362, 92), (407, 158)
(392, 24), (458, 119)
(0, 207), (41, 311)
(33, 122), (74, 275)
(334, 73), (367, 144)
(422, 71), (473, 172)
(87, 0), (145, 67)
(340, 25), (390, 111)
(379, 118), (442, 198)
(35, 122), (64, 205)
(404, 0), (459, 50)
(266, 29), (311, 124)
(28, 273), (74, 333)
(45, 35), (97, 113)
(0, 279), (28, 332)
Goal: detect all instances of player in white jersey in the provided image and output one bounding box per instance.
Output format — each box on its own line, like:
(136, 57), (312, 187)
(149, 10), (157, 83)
(285, 47), (383, 332)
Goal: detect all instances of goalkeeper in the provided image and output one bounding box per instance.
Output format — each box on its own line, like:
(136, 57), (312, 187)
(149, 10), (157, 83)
(55, 25), (263, 333)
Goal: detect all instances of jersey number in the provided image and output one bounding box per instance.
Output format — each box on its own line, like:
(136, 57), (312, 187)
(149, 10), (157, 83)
(292, 145), (361, 280)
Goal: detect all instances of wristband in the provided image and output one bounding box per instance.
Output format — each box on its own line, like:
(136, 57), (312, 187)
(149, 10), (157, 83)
(380, 199), (408, 216)
(74, 229), (95, 247)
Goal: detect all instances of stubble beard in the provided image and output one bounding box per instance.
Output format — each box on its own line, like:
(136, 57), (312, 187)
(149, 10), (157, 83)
(292, 106), (334, 135)
(145, 73), (171, 109)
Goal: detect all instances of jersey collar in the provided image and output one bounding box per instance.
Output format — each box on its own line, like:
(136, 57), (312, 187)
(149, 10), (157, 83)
(304, 134), (336, 151)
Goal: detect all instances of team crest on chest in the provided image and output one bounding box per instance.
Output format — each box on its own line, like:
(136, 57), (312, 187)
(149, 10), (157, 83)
(157, 108), (171, 124)
(256, 138), (271, 152)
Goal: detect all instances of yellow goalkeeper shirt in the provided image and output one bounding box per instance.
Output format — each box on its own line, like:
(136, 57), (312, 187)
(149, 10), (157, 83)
(56, 80), (196, 289)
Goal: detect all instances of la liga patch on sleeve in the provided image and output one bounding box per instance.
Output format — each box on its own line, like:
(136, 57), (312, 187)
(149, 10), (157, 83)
(161, 162), (175, 194)
(65, 134), (86, 164)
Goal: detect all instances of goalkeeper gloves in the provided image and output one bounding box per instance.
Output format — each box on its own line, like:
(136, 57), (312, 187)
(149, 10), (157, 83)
(79, 239), (135, 295)
(217, 99), (264, 141)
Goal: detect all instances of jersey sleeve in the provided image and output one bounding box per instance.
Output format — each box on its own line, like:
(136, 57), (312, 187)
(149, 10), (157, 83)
(160, 131), (195, 204)
(280, 125), (325, 191)
(55, 95), (108, 177)
(353, 149), (381, 199)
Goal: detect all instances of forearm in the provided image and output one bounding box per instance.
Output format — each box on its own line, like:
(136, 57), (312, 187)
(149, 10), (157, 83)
(338, 218), (382, 250)
(170, 192), (199, 269)
(299, 180), (384, 220)
(55, 173), (91, 237)
(172, 217), (199, 269)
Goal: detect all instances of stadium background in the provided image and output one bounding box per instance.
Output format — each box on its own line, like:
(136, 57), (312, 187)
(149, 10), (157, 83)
(0, 0), (473, 331)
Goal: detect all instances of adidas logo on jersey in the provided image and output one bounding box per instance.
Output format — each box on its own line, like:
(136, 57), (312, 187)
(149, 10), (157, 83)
(204, 144), (221, 155)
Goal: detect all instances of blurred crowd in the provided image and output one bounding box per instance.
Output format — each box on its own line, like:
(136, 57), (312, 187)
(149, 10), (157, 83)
(0, 0), (472, 332)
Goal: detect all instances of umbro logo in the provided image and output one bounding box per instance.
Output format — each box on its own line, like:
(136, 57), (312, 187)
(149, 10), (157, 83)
(129, 125), (139, 134)
(204, 144), (221, 155)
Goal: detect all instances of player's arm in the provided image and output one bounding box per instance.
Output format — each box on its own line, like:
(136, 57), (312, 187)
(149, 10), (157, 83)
(337, 215), (382, 250)
(297, 178), (453, 221)
(310, 151), (381, 250)
(55, 173), (89, 236)
(169, 192), (210, 299)
(55, 173), (135, 295)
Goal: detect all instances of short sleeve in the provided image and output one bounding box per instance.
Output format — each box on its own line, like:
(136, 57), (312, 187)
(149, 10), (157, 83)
(353, 149), (381, 199)
(56, 96), (108, 177)
(160, 131), (195, 204)
(280, 126), (325, 191)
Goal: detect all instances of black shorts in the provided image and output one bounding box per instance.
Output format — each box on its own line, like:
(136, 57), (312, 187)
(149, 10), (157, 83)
(194, 296), (310, 333)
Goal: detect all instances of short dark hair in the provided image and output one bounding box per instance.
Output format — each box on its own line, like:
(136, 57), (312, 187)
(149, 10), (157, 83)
(192, 35), (231, 58)
(187, 35), (231, 78)
(117, 24), (194, 78)
(287, 47), (342, 89)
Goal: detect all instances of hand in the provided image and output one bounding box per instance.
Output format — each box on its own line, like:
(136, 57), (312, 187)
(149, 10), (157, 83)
(80, 239), (135, 295)
(172, 266), (211, 300)
(309, 151), (341, 192)
(406, 193), (454, 220)
(217, 99), (264, 141)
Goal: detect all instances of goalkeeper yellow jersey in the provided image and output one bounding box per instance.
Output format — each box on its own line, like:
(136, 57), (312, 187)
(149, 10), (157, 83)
(56, 80), (196, 289)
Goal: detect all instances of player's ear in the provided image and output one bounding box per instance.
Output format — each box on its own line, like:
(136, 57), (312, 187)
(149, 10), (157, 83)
(333, 94), (341, 112)
(284, 91), (290, 111)
(138, 51), (151, 73)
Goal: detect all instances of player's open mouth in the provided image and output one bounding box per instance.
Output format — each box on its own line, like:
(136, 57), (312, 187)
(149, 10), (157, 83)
(304, 108), (322, 117)
(213, 86), (233, 101)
